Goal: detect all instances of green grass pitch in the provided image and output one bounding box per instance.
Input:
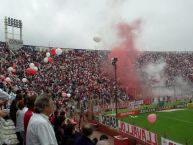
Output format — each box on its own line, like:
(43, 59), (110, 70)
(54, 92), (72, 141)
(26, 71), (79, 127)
(105, 109), (193, 145)
(120, 109), (193, 145)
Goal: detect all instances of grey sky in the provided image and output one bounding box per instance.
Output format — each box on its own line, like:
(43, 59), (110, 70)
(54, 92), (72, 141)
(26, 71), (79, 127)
(0, 0), (193, 51)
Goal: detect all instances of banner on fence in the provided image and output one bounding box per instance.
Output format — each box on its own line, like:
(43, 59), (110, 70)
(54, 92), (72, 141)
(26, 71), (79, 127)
(128, 100), (144, 110)
(99, 115), (118, 129)
(100, 101), (129, 111)
(175, 104), (186, 109)
(140, 108), (157, 113)
(118, 121), (158, 145)
(187, 103), (193, 108)
(161, 137), (182, 145)
(117, 110), (139, 118)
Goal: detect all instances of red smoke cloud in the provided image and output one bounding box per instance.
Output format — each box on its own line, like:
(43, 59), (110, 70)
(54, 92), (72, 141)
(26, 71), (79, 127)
(107, 21), (144, 98)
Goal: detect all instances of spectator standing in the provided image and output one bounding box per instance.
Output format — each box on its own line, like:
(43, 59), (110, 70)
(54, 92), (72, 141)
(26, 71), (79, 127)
(54, 111), (66, 145)
(10, 93), (23, 126)
(15, 100), (25, 145)
(26, 94), (57, 145)
(24, 95), (37, 133)
(62, 123), (76, 145)
(74, 124), (95, 145)
(24, 95), (37, 144)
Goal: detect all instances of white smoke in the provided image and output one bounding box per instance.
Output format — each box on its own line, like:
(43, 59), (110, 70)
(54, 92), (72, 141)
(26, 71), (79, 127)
(174, 76), (193, 97)
(140, 60), (193, 98)
(95, 0), (125, 50)
(141, 61), (166, 87)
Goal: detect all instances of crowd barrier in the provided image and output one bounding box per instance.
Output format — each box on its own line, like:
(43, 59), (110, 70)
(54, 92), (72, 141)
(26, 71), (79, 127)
(94, 111), (186, 145)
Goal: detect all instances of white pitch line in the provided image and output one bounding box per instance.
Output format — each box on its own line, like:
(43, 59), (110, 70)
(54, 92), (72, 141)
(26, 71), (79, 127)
(160, 116), (193, 125)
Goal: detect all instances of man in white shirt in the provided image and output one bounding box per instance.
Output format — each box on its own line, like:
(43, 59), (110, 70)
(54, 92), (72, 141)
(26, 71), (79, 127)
(26, 94), (58, 145)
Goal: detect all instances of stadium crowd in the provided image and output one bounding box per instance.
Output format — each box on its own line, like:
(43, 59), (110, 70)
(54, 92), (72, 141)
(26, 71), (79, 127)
(0, 90), (111, 145)
(0, 43), (128, 106)
(0, 41), (193, 145)
(0, 43), (118, 145)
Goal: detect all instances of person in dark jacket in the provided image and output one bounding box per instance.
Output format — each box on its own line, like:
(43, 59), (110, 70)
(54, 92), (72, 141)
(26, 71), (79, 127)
(62, 123), (76, 145)
(9, 93), (22, 125)
(74, 124), (95, 145)
(54, 111), (65, 145)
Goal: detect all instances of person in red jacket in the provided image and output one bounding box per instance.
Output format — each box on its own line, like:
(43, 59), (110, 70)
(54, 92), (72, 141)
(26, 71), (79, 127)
(23, 95), (37, 144)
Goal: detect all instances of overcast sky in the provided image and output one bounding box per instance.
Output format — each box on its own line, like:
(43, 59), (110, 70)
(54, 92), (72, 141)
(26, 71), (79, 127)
(0, 0), (193, 51)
